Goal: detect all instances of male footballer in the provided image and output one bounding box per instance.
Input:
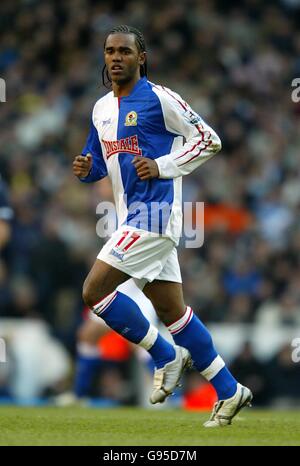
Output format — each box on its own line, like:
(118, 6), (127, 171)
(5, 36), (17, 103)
(73, 25), (252, 427)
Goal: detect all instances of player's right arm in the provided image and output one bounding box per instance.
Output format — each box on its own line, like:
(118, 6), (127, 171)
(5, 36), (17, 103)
(74, 116), (108, 183)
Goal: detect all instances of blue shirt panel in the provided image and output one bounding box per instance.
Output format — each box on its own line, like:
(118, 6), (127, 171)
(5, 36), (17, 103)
(80, 119), (108, 182)
(116, 78), (175, 234)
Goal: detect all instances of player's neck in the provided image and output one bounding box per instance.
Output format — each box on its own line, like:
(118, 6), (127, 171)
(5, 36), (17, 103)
(112, 74), (141, 97)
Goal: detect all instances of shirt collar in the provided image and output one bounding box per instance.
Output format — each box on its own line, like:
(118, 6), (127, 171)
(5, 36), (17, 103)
(117, 76), (147, 99)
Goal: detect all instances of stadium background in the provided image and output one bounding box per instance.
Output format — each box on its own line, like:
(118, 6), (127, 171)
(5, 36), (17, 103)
(0, 0), (300, 408)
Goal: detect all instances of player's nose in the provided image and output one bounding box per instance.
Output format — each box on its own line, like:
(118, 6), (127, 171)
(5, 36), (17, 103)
(112, 52), (122, 61)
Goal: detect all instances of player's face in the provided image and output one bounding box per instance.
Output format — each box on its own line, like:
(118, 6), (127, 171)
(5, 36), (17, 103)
(104, 33), (145, 85)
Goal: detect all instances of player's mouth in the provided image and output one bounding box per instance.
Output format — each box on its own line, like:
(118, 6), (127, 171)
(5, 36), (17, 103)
(110, 65), (124, 74)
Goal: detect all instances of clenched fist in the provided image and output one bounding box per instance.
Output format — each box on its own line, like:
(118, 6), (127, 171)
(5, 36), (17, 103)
(132, 156), (159, 180)
(73, 154), (92, 178)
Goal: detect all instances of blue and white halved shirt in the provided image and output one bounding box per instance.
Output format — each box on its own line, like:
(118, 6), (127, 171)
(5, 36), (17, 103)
(80, 77), (221, 244)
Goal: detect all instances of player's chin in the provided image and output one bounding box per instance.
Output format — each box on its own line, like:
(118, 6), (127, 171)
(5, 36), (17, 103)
(110, 72), (128, 84)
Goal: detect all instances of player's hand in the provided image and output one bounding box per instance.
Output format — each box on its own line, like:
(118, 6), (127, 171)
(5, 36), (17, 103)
(132, 156), (159, 180)
(73, 154), (92, 178)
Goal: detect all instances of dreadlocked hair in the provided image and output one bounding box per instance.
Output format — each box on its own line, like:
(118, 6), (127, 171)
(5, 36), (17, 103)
(102, 25), (147, 88)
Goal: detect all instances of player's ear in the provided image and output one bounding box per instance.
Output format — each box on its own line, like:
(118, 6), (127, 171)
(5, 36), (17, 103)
(139, 51), (146, 66)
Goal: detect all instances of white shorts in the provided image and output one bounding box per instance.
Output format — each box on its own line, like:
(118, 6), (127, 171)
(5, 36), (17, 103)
(97, 226), (182, 288)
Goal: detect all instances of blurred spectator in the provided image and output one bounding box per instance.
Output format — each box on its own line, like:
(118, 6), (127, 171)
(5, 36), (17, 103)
(229, 341), (269, 406)
(266, 343), (300, 406)
(0, 177), (13, 317)
(0, 177), (13, 251)
(256, 292), (300, 327)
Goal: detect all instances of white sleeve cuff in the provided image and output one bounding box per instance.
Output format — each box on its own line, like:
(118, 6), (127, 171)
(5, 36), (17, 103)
(155, 155), (181, 179)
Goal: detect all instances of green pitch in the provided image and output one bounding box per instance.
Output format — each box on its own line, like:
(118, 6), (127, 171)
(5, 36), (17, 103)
(0, 406), (299, 446)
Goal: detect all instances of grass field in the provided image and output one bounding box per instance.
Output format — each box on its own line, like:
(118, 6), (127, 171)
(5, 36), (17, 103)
(0, 406), (299, 446)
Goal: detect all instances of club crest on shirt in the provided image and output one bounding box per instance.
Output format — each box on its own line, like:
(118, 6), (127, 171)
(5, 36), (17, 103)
(125, 111), (138, 126)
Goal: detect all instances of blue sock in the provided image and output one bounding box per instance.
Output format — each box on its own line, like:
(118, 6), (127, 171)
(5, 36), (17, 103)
(209, 367), (238, 400)
(93, 291), (175, 369)
(168, 307), (237, 400)
(74, 353), (100, 398)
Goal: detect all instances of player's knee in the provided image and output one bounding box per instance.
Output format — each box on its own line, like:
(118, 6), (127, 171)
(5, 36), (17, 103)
(154, 304), (168, 318)
(155, 304), (185, 326)
(82, 281), (103, 308)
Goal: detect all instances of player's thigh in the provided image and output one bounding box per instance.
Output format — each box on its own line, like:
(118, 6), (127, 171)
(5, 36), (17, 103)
(77, 317), (110, 345)
(143, 280), (185, 325)
(83, 259), (129, 306)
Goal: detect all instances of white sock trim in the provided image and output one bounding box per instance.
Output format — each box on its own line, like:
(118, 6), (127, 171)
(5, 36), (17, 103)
(200, 355), (225, 381)
(168, 306), (193, 335)
(138, 324), (158, 350)
(92, 291), (118, 316)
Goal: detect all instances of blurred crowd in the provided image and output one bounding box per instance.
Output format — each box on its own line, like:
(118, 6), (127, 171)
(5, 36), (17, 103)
(1, 0), (300, 404)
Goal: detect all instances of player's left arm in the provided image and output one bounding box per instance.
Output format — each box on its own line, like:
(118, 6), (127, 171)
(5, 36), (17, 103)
(134, 88), (221, 180)
(132, 156), (159, 180)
